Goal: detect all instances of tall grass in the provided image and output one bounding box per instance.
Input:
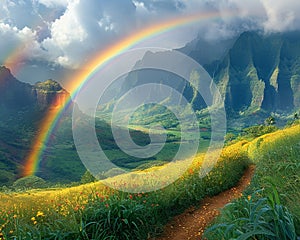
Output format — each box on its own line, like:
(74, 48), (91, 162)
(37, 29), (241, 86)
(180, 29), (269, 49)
(248, 124), (300, 232)
(0, 142), (250, 239)
(204, 188), (297, 240)
(1, 125), (298, 239)
(204, 124), (300, 239)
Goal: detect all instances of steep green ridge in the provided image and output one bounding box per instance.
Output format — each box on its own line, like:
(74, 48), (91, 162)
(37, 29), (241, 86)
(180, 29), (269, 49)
(1, 30), (300, 185)
(98, 31), (300, 128)
(211, 31), (300, 115)
(0, 66), (82, 185)
(96, 53), (208, 127)
(0, 67), (177, 186)
(118, 53), (207, 112)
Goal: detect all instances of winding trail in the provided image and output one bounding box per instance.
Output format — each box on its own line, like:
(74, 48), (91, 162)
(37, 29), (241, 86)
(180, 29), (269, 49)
(154, 165), (255, 240)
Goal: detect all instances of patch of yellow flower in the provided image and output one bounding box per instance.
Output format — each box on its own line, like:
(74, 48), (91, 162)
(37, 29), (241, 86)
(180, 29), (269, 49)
(0, 122), (298, 237)
(31, 217), (37, 225)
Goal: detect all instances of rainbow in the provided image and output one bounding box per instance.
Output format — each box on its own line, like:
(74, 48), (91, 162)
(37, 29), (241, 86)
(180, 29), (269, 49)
(23, 10), (237, 176)
(3, 42), (28, 76)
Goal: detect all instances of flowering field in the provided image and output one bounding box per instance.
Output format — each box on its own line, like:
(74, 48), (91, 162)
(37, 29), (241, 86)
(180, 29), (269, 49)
(1, 124), (299, 239)
(0, 139), (251, 239)
(204, 124), (300, 239)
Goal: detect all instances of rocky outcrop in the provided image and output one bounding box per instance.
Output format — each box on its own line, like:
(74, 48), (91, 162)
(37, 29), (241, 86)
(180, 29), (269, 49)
(0, 66), (69, 112)
(210, 31), (300, 115)
(33, 80), (70, 110)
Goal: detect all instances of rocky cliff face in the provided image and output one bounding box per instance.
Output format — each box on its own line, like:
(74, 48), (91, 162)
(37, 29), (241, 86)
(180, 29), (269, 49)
(210, 31), (300, 115)
(33, 79), (70, 110)
(0, 66), (70, 113)
(0, 67), (77, 185)
(0, 66), (34, 110)
(103, 31), (300, 119)
(115, 51), (207, 112)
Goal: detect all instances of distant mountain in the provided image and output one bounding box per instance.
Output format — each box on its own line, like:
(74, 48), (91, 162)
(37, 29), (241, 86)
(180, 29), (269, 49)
(0, 67), (158, 186)
(98, 31), (300, 127)
(2, 30), (300, 185)
(0, 66), (69, 114)
(211, 31), (300, 115)
(177, 35), (236, 65)
(0, 66), (82, 185)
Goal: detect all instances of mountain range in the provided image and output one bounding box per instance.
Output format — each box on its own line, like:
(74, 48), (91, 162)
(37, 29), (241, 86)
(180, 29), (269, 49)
(210, 31), (300, 114)
(0, 67), (154, 185)
(0, 30), (299, 185)
(0, 67), (81, 185)
(104, 31), (300, 122)
(0, 66), (69, 113)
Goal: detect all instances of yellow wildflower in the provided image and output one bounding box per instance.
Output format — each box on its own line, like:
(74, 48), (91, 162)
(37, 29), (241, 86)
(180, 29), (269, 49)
(36, 211), (45, 217)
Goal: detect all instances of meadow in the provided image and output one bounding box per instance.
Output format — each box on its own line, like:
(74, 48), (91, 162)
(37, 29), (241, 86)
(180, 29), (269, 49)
(0, 124), (299, 239)
(204, 123), (300, 239)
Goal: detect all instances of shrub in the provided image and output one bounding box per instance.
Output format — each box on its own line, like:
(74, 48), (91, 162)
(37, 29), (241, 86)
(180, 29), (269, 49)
(241, 125), (278, 138)
(12, 175), (46, 190)
(80, 170), (96, 184)
(224, 132), (236, 143)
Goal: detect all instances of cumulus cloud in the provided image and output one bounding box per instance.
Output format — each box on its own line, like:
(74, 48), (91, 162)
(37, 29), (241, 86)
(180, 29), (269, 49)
(133, 0), (185, 13)
(261, 0), (300, 32)
(41, 1), (87, 67)
(0, 0), (300, 82)
(38, 0), (69, 8)
(0, 23), (42, 64)
(40, 0), (137, 68)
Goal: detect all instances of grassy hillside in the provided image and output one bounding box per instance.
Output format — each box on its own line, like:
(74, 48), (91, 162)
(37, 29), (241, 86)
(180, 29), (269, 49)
(204, 123), (300, 239)
(0, 140), (249, 239)
(0, 111), (191, 186)
(0, 124), (299, 239)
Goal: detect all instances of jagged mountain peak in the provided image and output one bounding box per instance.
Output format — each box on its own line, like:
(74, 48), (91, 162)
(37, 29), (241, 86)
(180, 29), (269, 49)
(0, 66), (69, 112)
(0, 65), (12, 77)
(212, 30), (300, 114)
(99, 31), (300, 123)
(0, 66), (23, 85)
(177, 34), (236, 65)
(34, 79), (63, 92)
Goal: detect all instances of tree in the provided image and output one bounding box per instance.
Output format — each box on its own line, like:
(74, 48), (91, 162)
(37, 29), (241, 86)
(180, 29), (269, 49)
(13, 176), (46, 190)
(81, 170), (96, 184)
(265, 116), (275, 126)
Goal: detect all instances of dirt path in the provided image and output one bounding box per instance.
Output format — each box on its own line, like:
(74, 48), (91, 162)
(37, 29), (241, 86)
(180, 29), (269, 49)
(153, 165), (255, 240)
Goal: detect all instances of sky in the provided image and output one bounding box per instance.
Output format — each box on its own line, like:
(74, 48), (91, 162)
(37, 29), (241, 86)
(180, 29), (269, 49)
(1, 0), (300, 88)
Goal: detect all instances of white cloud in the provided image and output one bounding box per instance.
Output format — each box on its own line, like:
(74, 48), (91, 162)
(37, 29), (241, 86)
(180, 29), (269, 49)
(39, 0), (138, 68)
(41, 2), (87, 67)
(37, 0), (69, 8)
(0, 23), (42, 63)
(260, 0), (300, 32)
(214, 0), (300, 33)
(1, 0), (300, 82)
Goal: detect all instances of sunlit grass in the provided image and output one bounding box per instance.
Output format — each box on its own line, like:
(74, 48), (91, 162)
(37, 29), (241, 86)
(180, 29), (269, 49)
(204, 124), (300, 239)
(2, 125), (298, 239)
(0, 140), (250, 239)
